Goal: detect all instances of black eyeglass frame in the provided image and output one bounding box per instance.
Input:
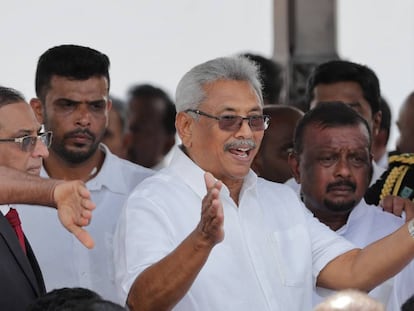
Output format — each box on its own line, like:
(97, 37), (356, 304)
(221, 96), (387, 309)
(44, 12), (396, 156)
(185, 109), (270, 131)
(0, 131), (53, 152)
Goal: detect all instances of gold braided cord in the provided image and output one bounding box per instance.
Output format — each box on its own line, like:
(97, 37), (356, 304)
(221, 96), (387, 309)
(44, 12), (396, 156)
(392, 165), (410, 196)
(380, 166), (404, 201)
(389, 154), (414, 165)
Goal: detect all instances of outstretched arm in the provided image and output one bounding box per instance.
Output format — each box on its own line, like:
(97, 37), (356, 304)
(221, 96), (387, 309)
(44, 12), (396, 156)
(318, 218), (414, 291)
(0, 166), (95, 248)
(53, 180), (96, 249)
(127, 172), (224, 311)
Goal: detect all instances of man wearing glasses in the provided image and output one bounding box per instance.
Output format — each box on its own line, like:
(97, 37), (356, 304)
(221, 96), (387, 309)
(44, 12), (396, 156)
(0, 86), (95, 310)
(115, 56), (414, 311)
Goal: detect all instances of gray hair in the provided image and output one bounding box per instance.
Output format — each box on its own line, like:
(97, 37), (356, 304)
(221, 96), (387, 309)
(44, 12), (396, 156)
(0, 86), (26, 108)
(175, 56), (263, 112)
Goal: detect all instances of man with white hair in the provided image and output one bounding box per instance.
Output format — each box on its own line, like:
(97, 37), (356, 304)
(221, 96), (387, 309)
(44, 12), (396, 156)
(114, 56), (414, 311)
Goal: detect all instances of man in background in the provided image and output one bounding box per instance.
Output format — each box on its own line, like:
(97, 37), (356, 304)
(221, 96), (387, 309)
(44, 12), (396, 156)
(18, 44), (153, 303)
(396, 91), (414, 154)
(102, 96), (126, 158)
(124, 84), (176, 169)
(252, 105), (303, 183)
(286, 59), (385, 192)
(240, 52), (284, 105)
(288, 102), (414, 310)
(372, 97), (392, 168)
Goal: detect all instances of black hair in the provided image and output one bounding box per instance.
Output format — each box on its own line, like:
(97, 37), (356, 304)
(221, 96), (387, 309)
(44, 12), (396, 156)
(127, 84), (176, 135)
(27, 287), (127, 310)
(240, 53), (283, 105)
(379, 96), (391, 141)
(35, 44), (110, 101)
(305, 60), (381, 114)
(402, 294), (414, 311)
(293, 101), (372, 155)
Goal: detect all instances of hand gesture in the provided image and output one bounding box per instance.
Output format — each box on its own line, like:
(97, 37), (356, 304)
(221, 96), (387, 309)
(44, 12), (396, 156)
(195, 172), (224, 247)
(380, 194), (414, 222)
(53, 180), (96, 248)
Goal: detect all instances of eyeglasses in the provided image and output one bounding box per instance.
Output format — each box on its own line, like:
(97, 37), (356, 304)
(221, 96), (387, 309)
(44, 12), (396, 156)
(185, 109), (270, 131)
(0, 131), (53, 152)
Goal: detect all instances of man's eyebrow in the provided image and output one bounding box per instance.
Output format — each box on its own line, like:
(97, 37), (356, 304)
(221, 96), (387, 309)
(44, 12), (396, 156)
(55, 98), (79, 104)
(11, 129), (34, 137)
(347, 102), (362, 108)
(55, 98), (106, 105)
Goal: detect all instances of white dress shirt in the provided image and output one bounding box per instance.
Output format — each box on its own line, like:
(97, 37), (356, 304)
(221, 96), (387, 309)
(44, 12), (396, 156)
(17, 144), (154, 304)
(312, 199), (410, 310)
(0, 204), (11, 216)
(114, 146), (355, 311)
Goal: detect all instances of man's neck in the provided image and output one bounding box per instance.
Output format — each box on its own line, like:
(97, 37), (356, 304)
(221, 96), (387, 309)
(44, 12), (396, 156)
(43, 148), (105, 182)
(309, 207), (351, 231)
(223, 178), (243, 206)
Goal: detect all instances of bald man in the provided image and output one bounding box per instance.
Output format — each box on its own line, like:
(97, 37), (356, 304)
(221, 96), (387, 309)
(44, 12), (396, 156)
(314, 289), (385, 311)
(252, 105), (304, 183)
(396, 91), (414, 154)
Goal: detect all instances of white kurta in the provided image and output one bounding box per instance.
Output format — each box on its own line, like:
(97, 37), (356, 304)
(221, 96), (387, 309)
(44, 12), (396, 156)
(312, 199), (409, 310)
(17, 144), (154, 304)
(114, 146), (356, 311)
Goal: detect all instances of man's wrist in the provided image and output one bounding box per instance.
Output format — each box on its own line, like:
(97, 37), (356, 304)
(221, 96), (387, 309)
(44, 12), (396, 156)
(49, 180), (64, 209)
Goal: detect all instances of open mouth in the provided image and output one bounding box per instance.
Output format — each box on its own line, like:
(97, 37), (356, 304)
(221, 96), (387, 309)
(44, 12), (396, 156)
(229, 147), (251, 158)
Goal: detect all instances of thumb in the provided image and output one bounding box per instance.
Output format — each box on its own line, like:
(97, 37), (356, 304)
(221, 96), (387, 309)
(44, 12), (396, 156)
(204, 172), (217, 191)
(67, 225), (95, 249)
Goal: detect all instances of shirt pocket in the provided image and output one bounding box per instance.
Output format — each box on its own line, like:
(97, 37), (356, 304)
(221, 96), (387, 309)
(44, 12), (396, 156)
(269, 225), (311, 287)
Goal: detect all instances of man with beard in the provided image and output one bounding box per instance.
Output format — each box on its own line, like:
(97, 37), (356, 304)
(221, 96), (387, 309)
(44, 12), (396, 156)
(17, 45), (153, 304)
(288, 102), (414, 310)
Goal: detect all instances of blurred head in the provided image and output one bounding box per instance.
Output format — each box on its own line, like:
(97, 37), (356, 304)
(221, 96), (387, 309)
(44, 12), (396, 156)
(124, 84), (176, 168)
(0, 86), (49, 176)
(240, 53), (284, 105)
(175, 56), (267, 186)
(30, 44), (112, 164)
(289, 102), (372, 218)
(253, 105), (304, 183)
(313, 289), (385, 311)
(372, 97), (391, 163)
(27, 287), (126, 310)
(396, 91), (414, 153)
(401, 294), (414, 311)
(103, 96), (126, 158)
(306, 60), (382, 140)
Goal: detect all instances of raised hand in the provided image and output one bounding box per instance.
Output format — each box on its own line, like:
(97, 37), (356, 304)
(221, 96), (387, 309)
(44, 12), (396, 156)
(195, 172), (224, 247)
(53, 180), (96, 248)
(380, 194), (414, 222)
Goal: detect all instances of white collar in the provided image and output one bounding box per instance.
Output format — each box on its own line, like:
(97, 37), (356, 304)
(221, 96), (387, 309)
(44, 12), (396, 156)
(0, 204), (12, 216)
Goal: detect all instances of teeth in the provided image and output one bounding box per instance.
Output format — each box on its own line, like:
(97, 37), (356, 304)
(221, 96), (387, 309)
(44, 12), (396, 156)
(237, 148), (249, 152)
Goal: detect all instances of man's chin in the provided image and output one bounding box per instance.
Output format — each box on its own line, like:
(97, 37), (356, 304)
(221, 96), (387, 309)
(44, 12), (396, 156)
(53, 145), (98, 164)
(324, 199), (356, 213)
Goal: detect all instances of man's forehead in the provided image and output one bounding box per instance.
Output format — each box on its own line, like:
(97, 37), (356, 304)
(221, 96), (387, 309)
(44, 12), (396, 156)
(0, 103), (40, 134)
(305, 125), (370, 147)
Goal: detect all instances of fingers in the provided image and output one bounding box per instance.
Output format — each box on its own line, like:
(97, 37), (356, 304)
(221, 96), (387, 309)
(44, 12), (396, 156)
(199, 172), (224, 245)
(380, 195), (414, 220)
(204, 172), (222, 190)
(81, 197), (96, 212)
(67, 224), (95, 249)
